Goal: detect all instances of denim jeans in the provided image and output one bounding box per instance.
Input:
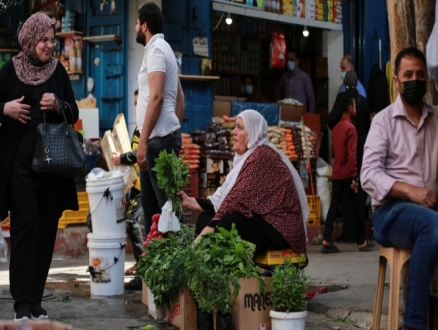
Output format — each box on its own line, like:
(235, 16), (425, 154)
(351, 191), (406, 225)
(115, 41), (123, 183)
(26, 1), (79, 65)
(140, 131), (181, 235)
(374, 200), (438, 330)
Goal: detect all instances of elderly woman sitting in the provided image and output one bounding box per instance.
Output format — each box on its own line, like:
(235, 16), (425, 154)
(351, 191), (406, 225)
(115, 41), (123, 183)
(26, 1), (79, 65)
(178, 110), (308, 256)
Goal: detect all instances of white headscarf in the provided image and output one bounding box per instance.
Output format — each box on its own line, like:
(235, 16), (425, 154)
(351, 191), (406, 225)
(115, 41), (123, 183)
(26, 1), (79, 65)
(208, 110), (309, 233)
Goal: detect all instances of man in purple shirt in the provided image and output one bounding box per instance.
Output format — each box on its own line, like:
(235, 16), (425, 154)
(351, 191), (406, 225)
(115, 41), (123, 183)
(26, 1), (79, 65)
(277, 50), (316, 113)
(361, 47), (438, 330)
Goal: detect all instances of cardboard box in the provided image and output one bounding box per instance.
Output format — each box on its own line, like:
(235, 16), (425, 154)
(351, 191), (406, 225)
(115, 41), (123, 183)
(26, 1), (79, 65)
(231, 277), (273, 330)
(142, 281), (148, 307)
(254, 249), (301, 265)
(213, 100), (231, 117)
(279, 105), (305, 122)
(167, 288), (197, 330)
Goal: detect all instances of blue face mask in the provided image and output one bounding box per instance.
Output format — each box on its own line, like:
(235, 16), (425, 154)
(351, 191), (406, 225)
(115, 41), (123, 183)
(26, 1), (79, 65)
(340, 72), (346, 81)
(245, 85), (253, 95)
(287, 61), (295, 72)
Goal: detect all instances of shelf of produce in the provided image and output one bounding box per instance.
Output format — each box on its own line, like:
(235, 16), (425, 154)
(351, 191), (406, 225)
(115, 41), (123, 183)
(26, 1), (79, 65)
(83, 35), (122, 44)
(56, 31), (83, 38)
(212, 0), (343, 31)
(179, 75), (220, 81)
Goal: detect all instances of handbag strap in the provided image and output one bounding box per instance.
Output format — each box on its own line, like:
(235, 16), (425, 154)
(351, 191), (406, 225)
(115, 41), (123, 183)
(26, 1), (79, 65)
(53, 94), (72, 137)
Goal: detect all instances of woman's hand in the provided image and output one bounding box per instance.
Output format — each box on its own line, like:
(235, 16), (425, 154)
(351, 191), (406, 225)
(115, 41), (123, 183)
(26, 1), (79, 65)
(177, 191), (203, 212)
(111, 152), (121, 166)
(4, 96), (31, 124)
(40, 93), (60, 114)
(193, 226), (215, 245)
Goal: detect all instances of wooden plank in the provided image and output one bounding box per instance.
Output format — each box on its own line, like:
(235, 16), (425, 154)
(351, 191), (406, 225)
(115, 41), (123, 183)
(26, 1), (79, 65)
(100, 130), (117, 171)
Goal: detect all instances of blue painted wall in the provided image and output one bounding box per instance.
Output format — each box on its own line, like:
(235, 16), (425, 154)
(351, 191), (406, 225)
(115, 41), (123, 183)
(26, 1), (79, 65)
(163, 0), (214, 133)
(343, 0), (390, 94)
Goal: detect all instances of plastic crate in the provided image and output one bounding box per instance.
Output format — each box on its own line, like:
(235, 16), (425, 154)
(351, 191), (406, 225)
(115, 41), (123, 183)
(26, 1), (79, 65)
(58, 192), (89, 229)
(306, 195), (321, 227)
(254, 249), (302, 266)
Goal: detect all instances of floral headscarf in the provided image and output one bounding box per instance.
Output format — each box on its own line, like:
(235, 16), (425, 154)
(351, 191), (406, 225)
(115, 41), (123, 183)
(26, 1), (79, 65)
(12, 13), (58, 86)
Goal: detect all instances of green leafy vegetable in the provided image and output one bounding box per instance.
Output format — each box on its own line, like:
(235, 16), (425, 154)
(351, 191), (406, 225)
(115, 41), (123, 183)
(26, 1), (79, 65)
(152, 150), (190, 216)
(184, 224), (263, 314)
(137, 225), (195, 309)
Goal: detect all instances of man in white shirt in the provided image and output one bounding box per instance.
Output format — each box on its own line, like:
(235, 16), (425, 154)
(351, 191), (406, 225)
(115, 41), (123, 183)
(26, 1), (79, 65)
(135, 2), (185, 235)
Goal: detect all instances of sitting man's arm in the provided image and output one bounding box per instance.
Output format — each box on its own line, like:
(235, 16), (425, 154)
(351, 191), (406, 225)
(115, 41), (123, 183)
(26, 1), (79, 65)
(361, 114), (437, 208)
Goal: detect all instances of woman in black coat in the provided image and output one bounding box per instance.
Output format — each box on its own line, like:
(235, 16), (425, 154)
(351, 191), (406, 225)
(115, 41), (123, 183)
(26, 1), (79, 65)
(0, 13), (79, 321)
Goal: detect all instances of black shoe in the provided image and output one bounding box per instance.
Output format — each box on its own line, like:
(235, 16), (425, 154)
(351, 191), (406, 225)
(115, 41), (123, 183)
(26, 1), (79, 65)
(30, 305), (48, 320)
(14, 307), (31, 322)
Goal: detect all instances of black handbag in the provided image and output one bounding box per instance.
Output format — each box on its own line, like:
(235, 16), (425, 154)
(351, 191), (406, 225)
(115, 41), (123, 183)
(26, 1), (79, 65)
(32, 96), (85, 179)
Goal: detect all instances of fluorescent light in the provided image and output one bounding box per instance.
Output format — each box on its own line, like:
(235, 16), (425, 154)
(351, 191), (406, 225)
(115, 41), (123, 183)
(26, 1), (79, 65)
(225, 13), (232, 25)
(303, 26), (309, 37)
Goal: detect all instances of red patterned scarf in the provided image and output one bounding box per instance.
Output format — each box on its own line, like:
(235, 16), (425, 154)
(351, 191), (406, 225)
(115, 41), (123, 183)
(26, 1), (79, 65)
(12, 13), (58, 86)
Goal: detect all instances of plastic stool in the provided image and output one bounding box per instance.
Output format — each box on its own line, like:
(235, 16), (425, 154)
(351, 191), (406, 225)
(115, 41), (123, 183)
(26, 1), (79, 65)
(372, 247), (412, 330)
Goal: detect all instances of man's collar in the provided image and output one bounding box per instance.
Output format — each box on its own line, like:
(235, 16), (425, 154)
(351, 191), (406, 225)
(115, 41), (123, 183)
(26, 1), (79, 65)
(145, 33), (164, 49)
(392, 94), (433, 119)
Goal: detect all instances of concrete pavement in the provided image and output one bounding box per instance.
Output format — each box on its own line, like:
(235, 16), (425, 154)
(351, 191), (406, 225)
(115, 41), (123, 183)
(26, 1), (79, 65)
(0, 242), (388, 329)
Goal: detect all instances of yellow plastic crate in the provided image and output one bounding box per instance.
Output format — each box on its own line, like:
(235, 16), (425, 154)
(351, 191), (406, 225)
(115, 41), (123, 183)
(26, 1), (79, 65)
(306, 195), (321, 227)
(254, 249), (302, 266)
(58, 192), (89, 229)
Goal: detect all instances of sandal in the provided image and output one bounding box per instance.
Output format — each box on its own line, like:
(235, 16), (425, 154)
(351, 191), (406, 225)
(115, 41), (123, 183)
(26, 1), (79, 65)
(358, 240), (375, 252)
(321, 243), (340, 254)
(124, 277), (142, 291)
(124, 264), (138, 276)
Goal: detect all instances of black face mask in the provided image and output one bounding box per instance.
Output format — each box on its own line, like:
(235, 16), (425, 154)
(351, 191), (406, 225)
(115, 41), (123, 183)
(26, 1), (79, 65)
(401, 80), (427, 106)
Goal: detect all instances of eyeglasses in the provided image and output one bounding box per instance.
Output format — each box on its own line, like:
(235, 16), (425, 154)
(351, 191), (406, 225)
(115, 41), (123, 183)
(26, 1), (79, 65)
(39, 37), (57, 46)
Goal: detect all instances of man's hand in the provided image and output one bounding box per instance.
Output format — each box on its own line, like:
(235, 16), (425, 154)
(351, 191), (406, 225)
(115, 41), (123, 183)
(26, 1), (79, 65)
(136, 142), (148, 170)
(409, 186), (437, 209)
(351, 179), (358, 193)
(4, 96), (31, 124)
(111, 152), (121, 166)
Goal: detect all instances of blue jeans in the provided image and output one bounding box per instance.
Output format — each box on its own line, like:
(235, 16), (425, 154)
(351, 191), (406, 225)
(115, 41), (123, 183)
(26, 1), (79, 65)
(374, 200), (438, 330)
(140, 131), (181, 235)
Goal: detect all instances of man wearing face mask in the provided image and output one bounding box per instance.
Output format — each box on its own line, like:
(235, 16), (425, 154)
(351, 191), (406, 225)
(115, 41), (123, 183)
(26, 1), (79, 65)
(361, 47), (438, 330)
(239, 75), (269, 103)
(277, 50), (316, 113)
(339, 55), (367, 98)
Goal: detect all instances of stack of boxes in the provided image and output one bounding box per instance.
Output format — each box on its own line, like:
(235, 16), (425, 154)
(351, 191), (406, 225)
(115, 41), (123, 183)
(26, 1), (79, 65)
(333, 0), (343, 24)
(281, 0), (294, 15)
(305, 0), (316, 19)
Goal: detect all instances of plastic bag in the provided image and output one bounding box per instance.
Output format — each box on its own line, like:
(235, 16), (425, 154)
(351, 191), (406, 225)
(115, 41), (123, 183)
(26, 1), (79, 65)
(196, 309), (213, 330)
(158, 200), (181, 233)
(216, 312), (233, 330)
(0, 230), (8, 263)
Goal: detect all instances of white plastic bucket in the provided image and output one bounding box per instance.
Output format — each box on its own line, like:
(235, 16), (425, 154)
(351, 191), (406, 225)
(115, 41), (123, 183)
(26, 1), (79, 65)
(87, 235), (126, 296)
(87, 233), (127, 244)
(86, 176), (126, 236)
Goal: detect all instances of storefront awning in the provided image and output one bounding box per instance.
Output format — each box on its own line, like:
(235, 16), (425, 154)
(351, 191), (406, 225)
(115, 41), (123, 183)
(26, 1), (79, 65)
(212, 0), (343, 31)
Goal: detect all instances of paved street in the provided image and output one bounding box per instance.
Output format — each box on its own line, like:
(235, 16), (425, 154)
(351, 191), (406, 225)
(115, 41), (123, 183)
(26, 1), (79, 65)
(0, 242), (383, 329)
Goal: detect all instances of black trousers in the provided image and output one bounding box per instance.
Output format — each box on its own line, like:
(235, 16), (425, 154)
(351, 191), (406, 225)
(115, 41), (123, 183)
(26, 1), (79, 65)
(196, 212), (290, 256)
(323, 178), (366, 245)
(8, 183), (61, 312)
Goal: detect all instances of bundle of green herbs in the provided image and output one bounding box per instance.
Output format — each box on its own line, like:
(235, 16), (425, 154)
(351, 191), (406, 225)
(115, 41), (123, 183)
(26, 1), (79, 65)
(184, 224), (264, 314)
(137, 224), (195, 308)
(271, 254), (308, 313)
(152, 150), (189, 216)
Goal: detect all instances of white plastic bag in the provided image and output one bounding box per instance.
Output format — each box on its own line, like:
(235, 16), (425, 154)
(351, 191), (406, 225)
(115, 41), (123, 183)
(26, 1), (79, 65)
(0, 230), (8, 263)
(158, 200), (181, 233)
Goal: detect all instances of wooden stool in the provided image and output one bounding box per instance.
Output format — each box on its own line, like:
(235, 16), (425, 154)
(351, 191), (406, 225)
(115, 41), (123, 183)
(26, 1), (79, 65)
(372, 247), (412, 330)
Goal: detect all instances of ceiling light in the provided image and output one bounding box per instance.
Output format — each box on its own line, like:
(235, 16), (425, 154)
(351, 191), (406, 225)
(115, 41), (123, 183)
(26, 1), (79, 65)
(225, 13), (232, 25)
(303, 26), (309, 37)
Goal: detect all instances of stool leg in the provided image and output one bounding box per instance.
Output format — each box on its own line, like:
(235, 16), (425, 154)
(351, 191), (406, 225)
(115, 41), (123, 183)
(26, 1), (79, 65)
(388, 256), (404, 330)
(372, 256), (387, 330)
